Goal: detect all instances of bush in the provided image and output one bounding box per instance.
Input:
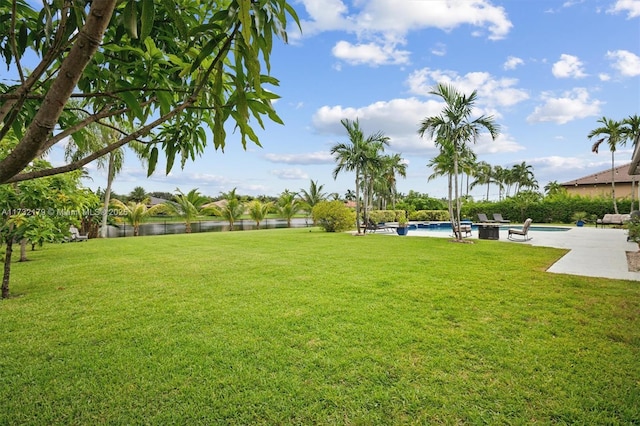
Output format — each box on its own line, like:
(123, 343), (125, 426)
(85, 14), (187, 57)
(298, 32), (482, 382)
(312, 201), (356, 233)
(408, 210), (449, 221)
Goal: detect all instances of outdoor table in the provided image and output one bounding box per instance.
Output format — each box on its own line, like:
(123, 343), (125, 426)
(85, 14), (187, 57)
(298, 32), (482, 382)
(478, 223), (500, 240)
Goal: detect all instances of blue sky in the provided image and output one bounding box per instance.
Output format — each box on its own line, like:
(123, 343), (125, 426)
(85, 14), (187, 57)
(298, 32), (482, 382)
(44, 0), (640, 199)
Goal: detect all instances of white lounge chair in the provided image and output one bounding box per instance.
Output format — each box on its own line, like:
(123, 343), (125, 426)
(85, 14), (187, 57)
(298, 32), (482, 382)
(507, 218), (532, 241)
(67, 225), (88, 242)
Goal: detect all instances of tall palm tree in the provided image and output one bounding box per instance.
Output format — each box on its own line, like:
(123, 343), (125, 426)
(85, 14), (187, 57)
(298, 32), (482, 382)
(418, 83), (500, 240)
(378, 153), (407, 210)
(331, 118), (389, 234)
(164, 188), (209, 233)
(63, 120), (146, 238)
(589, 117), (626, 214)
(623, 114), (640, 210)
(470, 161), (493, 201)
(109, 199), (166, 236)
(511, 161), (538, 195)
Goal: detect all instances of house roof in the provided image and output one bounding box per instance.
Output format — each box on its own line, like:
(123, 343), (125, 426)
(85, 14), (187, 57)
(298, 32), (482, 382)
(560, 163), (638, 187)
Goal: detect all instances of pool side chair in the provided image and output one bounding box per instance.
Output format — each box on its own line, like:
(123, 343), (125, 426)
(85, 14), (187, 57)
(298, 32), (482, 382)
(507, 218), (533, 241)
(453, 222), (472, 237)
(67, 225), (88, 242)
(362, 218), (394, 233)
(493, 213), (510, 223)
(477, 213), (494, 223)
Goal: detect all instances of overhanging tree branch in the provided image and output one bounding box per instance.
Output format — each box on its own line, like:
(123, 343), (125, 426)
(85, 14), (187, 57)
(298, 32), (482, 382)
(0, 0), (118, 184)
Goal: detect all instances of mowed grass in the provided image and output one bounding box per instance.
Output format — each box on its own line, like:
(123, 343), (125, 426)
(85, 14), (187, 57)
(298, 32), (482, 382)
(1, 229), (639, 424)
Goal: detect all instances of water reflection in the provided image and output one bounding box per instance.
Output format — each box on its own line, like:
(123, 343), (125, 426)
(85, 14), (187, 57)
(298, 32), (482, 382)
(104, 218), (310, 238)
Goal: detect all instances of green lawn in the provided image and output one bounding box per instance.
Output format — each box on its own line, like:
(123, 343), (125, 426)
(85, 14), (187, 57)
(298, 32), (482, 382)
(1, 229), (638, 424)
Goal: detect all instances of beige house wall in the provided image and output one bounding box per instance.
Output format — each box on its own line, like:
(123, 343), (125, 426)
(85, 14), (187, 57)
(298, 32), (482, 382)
(565, 183), (635, 199)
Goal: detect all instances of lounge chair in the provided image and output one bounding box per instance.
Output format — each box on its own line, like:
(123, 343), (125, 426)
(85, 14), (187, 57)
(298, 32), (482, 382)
(66, 225), (88, 242)
(362, 219), (393, 233)
(493, 213), (510, 223)
(477, 213), (494, 223)
(453, 222), (472, 237)
(507, 218), (533, 241)
(596, 213), (631, 228)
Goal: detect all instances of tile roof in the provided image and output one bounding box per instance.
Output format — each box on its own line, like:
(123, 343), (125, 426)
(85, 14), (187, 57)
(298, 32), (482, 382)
(560, 163), (638, 186)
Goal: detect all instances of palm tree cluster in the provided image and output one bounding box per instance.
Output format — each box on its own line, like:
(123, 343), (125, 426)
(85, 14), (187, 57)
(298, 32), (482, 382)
(589, 114), (640, 214)
(418, 83), (500, 241)
(468, 161), (539, 201)
(331, 118), (407, 233)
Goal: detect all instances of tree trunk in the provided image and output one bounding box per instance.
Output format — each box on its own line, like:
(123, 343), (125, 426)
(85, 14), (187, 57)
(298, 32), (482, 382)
(100, 152), (116, 238)
(2, 237), (13, 299)
(355, 167), (362, 234)
(453, 154), (462, 241)
(0, 0), (118, 184)
(19, 239), (27, 262)
(611, 151), (618, 214)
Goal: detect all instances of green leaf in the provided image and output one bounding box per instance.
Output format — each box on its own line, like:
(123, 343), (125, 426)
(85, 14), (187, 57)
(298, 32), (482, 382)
(121, 91), (143, 120)
(238, 0), (252, 46)
(140, 0), (155, 41)
(124, 0), (138, 39)
(147, 147), (158, 177)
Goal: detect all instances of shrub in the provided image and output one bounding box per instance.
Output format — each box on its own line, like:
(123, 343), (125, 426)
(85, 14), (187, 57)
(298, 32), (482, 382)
(627, 215), (640, 247)
(408, 210), (449, 221)
(312, 201), (356, 233)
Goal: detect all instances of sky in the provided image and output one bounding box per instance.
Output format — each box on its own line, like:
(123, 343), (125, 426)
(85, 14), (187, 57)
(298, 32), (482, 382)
(43, 0), (640, 199)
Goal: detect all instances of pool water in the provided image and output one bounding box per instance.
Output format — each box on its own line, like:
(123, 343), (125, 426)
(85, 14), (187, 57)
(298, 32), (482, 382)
(408, 222), (571, 232)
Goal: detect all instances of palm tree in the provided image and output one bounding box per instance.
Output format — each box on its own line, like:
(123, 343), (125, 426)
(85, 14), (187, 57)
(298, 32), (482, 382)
(164, 188), (209, 233)
(298, 180), (327, 224)
(511, 161), (538, 195)
(589, 117), (626, 214)
(492, 165), (508, 201)
(110, 198), (166, 236)
(248, 200), (273, 229)
(623, 114), (640, 210)
(544, 181), (567, 197)
(331, 118), (389, 234)
(470, 161), (493, 201)
(377, 153), (407, 210)
(277, 190), (302, 227)
(129, 186), (147, 203)
(418, 83), (500, 240)
(63, 120), (146, 238)
(203, 188), (245, 231)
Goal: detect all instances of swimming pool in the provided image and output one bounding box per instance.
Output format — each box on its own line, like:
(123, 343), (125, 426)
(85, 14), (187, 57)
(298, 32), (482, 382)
(408, 222), (571, 232)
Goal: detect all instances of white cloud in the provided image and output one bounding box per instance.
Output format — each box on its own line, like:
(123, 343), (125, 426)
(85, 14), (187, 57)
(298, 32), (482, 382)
(503, 56), (524, 70)
(406, 68), (529, 109)
(552, 54), (587, 78)
(606, 50), (640, 76)
(431, 43), (447, 57)
(527, 88), (602, 124)
(474, 133), (524, 155)
(270, 168), (309, 180)
(264, 151), (334, 165)
(296, 0), (513, 66)
(331, 40), (410, 66)
(350, 0), (513, 40)
(311, 94), (526, 156)
(599, 73), (611, 81)
(608, 0), (640, 18)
